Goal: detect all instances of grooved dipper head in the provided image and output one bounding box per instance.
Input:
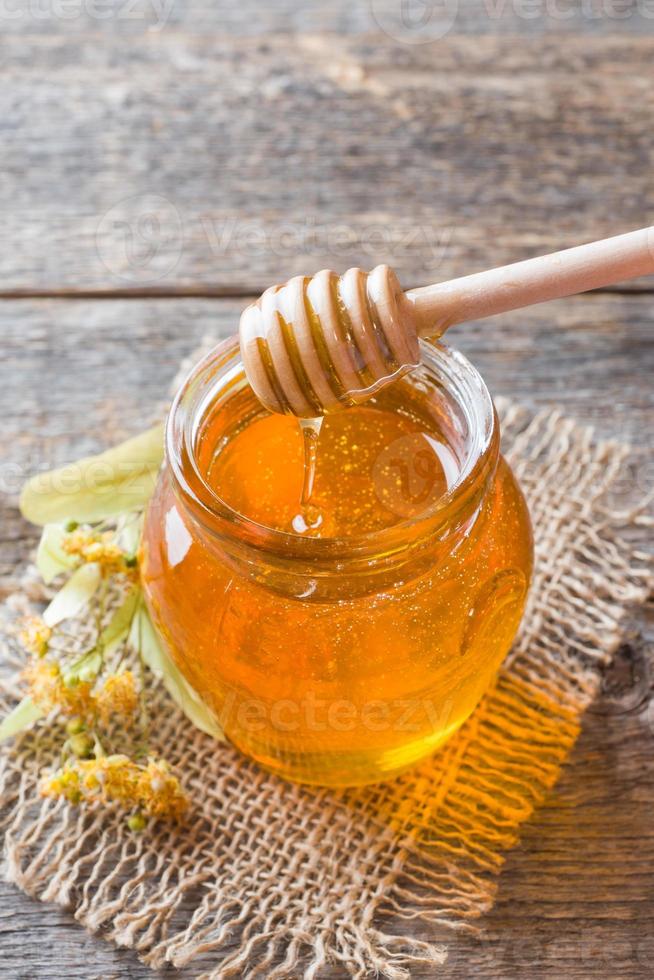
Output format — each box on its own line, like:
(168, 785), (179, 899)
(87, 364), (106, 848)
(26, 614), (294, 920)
(239, 264), (419, 417)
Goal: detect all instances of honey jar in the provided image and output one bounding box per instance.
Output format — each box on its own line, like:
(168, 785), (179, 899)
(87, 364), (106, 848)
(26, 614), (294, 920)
(141, 337), (533, 786)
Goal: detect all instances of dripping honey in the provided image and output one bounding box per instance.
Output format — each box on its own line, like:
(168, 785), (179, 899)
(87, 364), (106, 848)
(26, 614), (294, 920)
(142, 339), (533, 786)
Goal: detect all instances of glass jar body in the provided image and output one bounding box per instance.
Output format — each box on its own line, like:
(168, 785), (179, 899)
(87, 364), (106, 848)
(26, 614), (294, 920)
(141, 416), (532, 786)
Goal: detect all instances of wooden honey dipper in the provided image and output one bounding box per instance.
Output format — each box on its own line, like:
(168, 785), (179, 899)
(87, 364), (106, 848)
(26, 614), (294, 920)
(239, 227), (654, 417)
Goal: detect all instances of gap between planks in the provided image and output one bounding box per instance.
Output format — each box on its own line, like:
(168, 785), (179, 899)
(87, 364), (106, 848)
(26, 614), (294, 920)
(0, 284), (653, 302)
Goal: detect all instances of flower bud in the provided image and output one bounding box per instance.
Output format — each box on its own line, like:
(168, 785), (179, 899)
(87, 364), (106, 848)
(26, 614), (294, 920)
(69, 733), (94, 759)
(127, 812), (147, 833)
(65, 717), (85, 736)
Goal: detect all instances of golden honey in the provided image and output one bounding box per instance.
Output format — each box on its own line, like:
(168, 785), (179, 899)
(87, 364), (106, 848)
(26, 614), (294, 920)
(141, 337), (533, 786)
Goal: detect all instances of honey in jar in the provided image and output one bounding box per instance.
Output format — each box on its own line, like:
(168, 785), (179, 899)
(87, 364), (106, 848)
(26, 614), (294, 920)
(141, 337), (533, 786)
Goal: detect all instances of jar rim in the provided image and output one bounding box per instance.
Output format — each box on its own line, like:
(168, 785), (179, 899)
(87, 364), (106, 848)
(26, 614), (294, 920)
(166, 336), (499, 564)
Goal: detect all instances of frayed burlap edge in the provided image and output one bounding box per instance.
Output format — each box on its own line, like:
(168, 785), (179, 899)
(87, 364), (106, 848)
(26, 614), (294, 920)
(0, 387), (651, 979)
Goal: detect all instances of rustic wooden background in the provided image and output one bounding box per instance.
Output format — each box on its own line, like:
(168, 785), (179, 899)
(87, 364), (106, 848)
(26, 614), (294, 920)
(1, 1), (653, 977)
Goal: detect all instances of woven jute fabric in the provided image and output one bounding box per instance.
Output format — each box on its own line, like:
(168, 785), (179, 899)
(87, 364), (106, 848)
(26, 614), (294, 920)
(0, 374), (652, 978)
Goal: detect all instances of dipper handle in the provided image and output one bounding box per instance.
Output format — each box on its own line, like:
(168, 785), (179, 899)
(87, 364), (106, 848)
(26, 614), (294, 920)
(406, 226), (654, 335)
(239, 227), (654, 417)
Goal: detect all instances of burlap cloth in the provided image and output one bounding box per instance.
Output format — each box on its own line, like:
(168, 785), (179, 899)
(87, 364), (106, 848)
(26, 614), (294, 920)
(0, 354), (652, 978)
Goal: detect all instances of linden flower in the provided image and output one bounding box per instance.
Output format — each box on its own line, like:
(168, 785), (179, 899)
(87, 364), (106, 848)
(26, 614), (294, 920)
(42, 765), (82, 804)
(42, 755), (140, 809)
(19, 616), (52, 658)
(24, 659), (95, 719)
(42, 754), (188, 823)
(79, 753), (140, 802)
(137, 758), (188, 820)
(62, 529), (137, 580)
(97, 671), (139, 722)
(23, 659), (64, 712)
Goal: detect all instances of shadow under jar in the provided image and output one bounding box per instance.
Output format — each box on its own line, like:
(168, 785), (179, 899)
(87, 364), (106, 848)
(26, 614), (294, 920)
(141, 337), (533, 787)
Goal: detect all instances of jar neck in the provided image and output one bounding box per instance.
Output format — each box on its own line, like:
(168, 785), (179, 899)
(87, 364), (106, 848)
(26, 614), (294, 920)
(166, 337), (499, 598)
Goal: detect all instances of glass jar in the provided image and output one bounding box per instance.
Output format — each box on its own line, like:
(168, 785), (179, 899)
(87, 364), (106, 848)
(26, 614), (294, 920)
(141, 337), (533, 787)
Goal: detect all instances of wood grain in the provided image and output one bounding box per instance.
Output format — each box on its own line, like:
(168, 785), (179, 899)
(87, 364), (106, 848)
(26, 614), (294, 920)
(1, 30), (654, 292)
(5, 0), (654, 37)
(2, 293), (653, 510)
(2, 2), (654, 971)
(0, 293), (652, 977)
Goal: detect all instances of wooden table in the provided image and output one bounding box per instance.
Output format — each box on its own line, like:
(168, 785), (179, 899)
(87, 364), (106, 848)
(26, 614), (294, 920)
(1, 4), (653, 977)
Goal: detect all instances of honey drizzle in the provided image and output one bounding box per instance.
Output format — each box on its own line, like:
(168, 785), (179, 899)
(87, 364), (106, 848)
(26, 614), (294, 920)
(292, 417), (324, 533)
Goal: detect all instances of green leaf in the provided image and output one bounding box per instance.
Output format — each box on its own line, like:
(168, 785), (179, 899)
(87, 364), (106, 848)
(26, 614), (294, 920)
(116, 512), (143, 557)
(36, 524), (78, 584)
(43, 563), (102, 628)
(62, 588), (140, 685)
(100, 587), (140, 656)
(130, 601), (224, 741)
(0, 696), (45, 742)
(43, 562), (102, 626)
(19, 424), (165, 527)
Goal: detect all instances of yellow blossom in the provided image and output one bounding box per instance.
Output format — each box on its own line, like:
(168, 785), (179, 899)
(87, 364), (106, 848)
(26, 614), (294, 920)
(96, 671), (139, 722)
(41, 764), (82, 804)
(24, 659), (96, 719)
(19, 617), (52, 657)
(41, 754), (188, 822)
(79, 753), (141, 802)
(137, 758), (188, 820)
(23, 659), (62, 712)
(62, 529), (137, 579)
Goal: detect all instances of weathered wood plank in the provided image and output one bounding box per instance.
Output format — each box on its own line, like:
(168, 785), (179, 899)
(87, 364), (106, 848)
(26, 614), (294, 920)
(2, 290), (653, 586)
(2, 0), (654, 38)
(0, 292), (652, 977)
(1, 31), (653, 291)
(2, 292), (652, 516)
